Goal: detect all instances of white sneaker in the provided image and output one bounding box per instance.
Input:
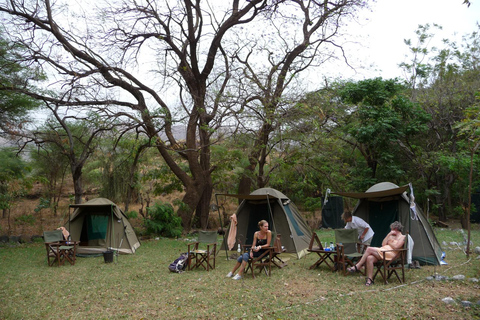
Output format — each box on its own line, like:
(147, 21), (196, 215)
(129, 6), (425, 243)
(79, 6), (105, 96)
(226, 272), (233, 278)
(232, 274), (242, 280)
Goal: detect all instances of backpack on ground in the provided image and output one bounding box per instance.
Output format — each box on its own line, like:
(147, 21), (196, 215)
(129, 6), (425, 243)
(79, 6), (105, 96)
(168, 253), (189, 273)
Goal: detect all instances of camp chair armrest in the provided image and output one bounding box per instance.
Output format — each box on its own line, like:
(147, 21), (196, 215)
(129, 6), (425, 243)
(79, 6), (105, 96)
(336, 244), (345, 255)
(187, 242), (199, 252)
(45, 241), (62, 246)
(379, 248), (407, 254)
(242, 244), (252, 252)
(205, 242), (217, 252)
(250, 247), (274, 261)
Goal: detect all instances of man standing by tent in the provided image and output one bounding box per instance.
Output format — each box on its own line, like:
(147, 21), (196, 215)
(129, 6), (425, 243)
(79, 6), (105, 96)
(341, 211), (374, 253)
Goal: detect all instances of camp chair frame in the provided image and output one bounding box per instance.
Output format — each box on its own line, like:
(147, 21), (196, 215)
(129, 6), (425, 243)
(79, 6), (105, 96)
(270, 233), (287, 268)
(373, 232), (408, 284)
(43, 230), (78, 267)
(187, 231), (218, 271)
(243, 244), (274, 278)
(334, 229), (365, 276)
(307, 232), (336, 271)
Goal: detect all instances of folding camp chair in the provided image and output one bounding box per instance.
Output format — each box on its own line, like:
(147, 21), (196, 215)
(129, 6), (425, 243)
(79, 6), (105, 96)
(243, 243), (274, 278)
(43, 230), (78, 266)
(270, 233), (287, 268)
(334, 228), (364, 276)
(187, 231), (218, 271)
(307, 232), (336, 271)
(373, 232), (408, 284)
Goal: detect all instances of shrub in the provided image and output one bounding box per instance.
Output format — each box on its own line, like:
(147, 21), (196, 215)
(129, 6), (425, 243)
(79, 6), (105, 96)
(143, 202), (182, 238)
(125, 210), (138, 219)
(14, 214), (36, 225)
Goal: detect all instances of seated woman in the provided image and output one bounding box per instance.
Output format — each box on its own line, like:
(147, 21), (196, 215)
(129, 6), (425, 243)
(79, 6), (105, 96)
(226, 220), (272, 280)
(347, 221), (405, 286)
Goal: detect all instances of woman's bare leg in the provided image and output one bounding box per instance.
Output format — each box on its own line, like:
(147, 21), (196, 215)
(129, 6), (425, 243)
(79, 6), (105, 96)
(237, 261), (247, 276)
(348, 247), (382, 272)
(231, 261), (241, 274)
(366, 255), (378, 280)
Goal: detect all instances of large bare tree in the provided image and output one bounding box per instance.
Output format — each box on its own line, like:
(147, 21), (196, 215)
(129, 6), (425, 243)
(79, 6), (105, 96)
(226, 0), (367, 194)
(0, 0), (367, 230)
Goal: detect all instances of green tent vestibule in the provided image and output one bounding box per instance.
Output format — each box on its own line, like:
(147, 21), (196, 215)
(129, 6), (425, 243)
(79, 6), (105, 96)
(66, 198), (140, 255)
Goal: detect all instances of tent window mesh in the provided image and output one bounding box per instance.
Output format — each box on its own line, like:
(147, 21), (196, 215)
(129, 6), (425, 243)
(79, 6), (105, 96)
(87, 215), (108, 240)
(283, 204), (304, 236)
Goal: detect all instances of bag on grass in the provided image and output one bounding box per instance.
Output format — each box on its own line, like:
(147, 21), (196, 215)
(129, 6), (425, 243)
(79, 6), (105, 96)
(168, 252), (189, 273)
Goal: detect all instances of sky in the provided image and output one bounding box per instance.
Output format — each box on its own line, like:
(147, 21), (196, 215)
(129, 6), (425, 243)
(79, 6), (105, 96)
(308, 0), (480, 85)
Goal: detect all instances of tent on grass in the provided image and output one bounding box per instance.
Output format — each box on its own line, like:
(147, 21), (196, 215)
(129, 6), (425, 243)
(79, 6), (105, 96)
(217, 188), (312, 259)
(333, 182), (442, 265)
(66, 198), (140, 254)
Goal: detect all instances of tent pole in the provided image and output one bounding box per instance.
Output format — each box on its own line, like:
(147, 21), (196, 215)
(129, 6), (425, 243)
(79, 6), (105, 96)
(216, 194), (229, 260)
(111, 204), (116, 262)
(68, 205), (71, 235)
(266, 194), (276, 235)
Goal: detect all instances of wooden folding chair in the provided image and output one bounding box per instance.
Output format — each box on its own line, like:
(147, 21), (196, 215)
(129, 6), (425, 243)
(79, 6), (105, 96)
(43, 230), (78, 266)
(187, 231), (218, 271)
(373, 232), (408, 284)
(243, 244), (274, 278)
(334, 229), (364, 276)
(270, 233), (287, 268)
(307, 232), (336, 271)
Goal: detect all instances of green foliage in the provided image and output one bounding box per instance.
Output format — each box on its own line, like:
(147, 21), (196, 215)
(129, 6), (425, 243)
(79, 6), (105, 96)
(210, 143), (246, 193)
(0, 148), (32, 210)
(14, 214), (35, 225)
(303, 197), (323, 212)
(149, 164), (184, 195)
(143, 202), (182, 238)
(34, 197), (51, 213)
(125, 210), (138, 219)
(0, 32), (43, 130)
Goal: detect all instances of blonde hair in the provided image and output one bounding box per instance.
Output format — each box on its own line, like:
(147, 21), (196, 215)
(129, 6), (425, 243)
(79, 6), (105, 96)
(258, 220), (268, 228)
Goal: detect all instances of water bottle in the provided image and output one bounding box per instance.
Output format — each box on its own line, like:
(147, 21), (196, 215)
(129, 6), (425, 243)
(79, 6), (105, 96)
(237, 244), (241, 253)
(330, 242), (334, 250)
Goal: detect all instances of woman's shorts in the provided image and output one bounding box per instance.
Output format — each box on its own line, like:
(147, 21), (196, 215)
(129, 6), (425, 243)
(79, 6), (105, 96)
(237, 252), (249, 263)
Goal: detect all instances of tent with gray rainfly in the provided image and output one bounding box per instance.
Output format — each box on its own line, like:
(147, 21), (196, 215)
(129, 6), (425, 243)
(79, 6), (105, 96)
(66, 198), (140, 255)
(217, 188), (312, 259)
(333, 182), (443, 265)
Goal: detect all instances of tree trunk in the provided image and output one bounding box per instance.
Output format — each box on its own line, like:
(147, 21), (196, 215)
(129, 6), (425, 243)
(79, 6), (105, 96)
(237, 174), (253, 204)
(195, 178), (213, 229)
(237, 122), (273, 200)
(177, 185), (200, 231)
(71, 165), (83, 204)
(125, 145), (146, 213)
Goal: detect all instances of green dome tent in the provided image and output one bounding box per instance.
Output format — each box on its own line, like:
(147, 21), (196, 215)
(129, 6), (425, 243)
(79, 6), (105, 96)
(334, 182), (443, 265)
(66, 198), (140, 255)
(218, 188), (312, 259)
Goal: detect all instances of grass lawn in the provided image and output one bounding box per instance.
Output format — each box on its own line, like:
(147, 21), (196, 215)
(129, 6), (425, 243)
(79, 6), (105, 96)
(1, 227), (479, 319)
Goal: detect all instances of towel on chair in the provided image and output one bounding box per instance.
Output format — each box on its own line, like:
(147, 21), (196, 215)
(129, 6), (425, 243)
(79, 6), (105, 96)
(407, 234), (414, 265)
(227, 214), (237, 250)
(57, 227), (70, 240)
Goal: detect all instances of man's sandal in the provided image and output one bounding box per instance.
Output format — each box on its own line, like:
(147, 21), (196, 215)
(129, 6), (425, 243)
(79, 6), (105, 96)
(365, 278), (374, 286)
